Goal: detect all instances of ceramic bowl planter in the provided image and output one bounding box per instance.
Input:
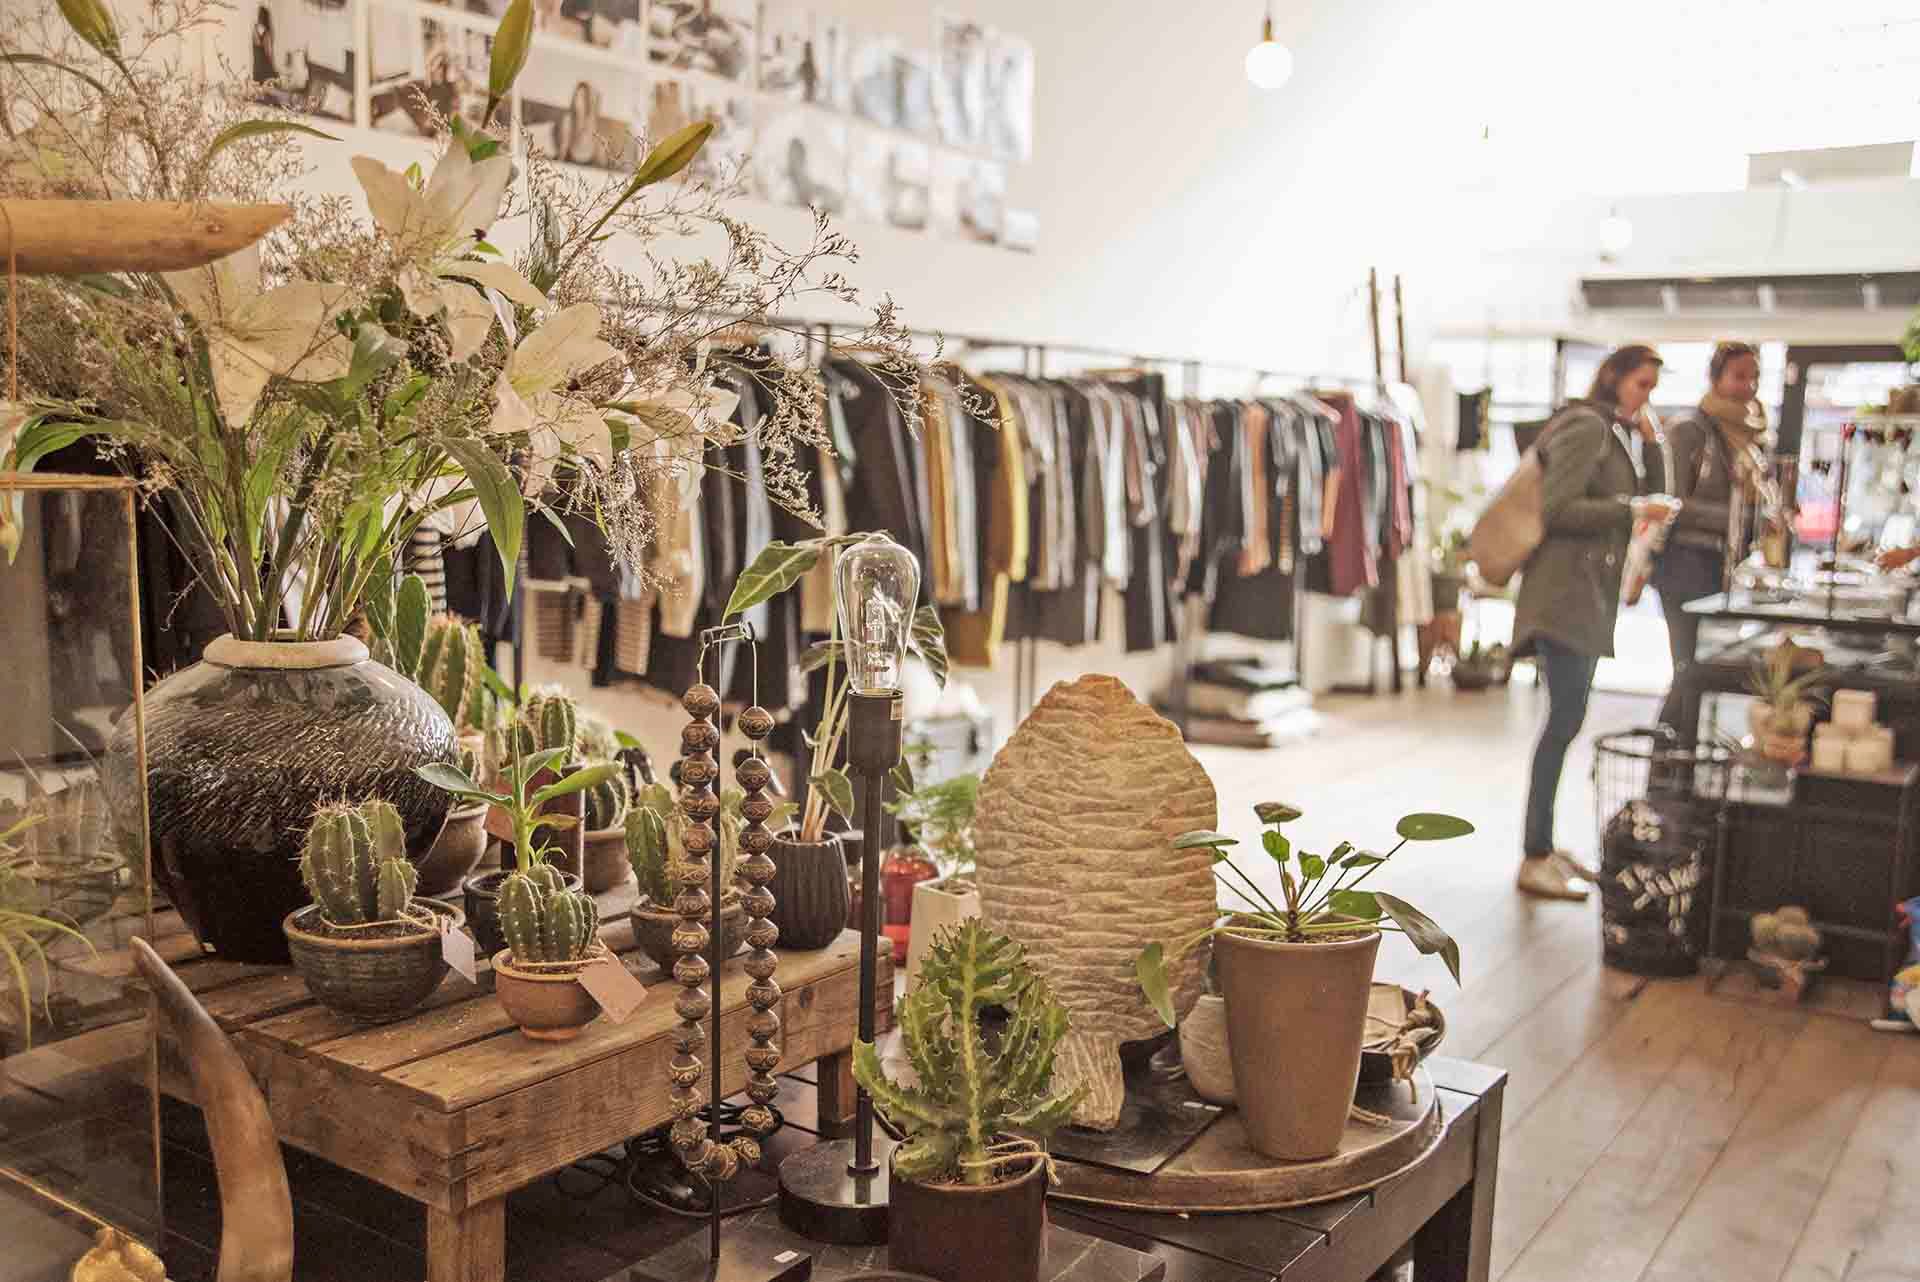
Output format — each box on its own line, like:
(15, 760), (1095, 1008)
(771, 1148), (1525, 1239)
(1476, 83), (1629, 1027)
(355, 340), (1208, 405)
(1215, 925), (1381, 1160)
(106, 633), (456, 963)
(282, 899), (463, 1024)
(464, 867), (583, 959)
(580, 825), (629, 895)
(889, 1151), (1047, 1282)
(492, 948), (601, 1041)
(414, 803), (489, 896)
(630, 897), (747, 973)
(904, 877), (980, 988)
(1177, 993), (1235, 1105)
(766, 832), (849, 950)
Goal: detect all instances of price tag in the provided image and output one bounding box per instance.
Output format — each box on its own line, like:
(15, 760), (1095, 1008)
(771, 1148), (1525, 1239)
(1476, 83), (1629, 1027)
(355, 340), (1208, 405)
(579, 955), (648, 1023)
(441, 924), (478, 985)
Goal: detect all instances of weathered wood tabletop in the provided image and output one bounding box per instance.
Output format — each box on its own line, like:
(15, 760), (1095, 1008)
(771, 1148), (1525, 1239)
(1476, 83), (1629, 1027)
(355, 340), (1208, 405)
(104, 909), (891, 1282)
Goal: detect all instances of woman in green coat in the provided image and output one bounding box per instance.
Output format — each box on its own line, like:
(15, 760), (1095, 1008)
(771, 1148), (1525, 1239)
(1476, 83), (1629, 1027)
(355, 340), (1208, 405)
(1513, 345), (1673, 900)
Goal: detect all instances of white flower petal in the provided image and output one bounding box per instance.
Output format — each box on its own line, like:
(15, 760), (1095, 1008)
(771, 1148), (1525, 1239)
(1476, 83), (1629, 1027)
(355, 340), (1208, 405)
(235, 281), (355, 382)
(204, 336), (279, 427)
(424, 148), (511, 250)
(487, 369), (535, 437)
(440, 261), (548, 310)
(508, 303), (617, 397)
(441, 285), (499, 363)
(351, 156), (424, 245)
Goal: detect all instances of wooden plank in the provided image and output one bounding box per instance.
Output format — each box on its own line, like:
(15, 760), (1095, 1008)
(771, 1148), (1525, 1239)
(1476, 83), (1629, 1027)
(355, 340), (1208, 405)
(1414, 1082), (1503, 1282)
(194, 971), (318, 1031)
(1497, 988), (1802, 1282)
(247, 968), (495, 1060)
(1639, 1010), (1891, 1282)
(1475, 961), (1647, 1133)
(390, 934), (867, 1111)
(816, 1047), (856, 1135)
(60, 931), (200, 980)
(427, 1196), (504, 1282)
(1778, 1035), (1920, 1282)
(453, 943), (867, 1204)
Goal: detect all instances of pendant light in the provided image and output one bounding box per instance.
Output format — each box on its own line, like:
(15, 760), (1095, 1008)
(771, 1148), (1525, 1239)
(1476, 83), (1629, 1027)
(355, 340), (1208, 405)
(1244, 1), (1294, 90)
(1599, 206), (1634, 256)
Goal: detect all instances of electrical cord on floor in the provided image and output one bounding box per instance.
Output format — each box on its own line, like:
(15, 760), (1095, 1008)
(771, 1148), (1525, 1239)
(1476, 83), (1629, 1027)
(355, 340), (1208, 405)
(555, 1101), (786, 1221)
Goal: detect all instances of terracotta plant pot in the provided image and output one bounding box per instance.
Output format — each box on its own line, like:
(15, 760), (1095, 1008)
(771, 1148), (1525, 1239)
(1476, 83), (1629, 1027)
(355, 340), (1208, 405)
(889, 1151), (1047, 1282)
(463, 867), (584, 959)
(492, 949), (600, 1041)
(282, 899), (463, 1024)
(581, 826), (630, 895)
(1215, 925), (1381, 1160)
(904, 877), (981, 989)
(630, 897), (747, 973)
(415, 803), (489, 896)
(767, 832), (850, 950)
(1177, 993), (1235, 1105)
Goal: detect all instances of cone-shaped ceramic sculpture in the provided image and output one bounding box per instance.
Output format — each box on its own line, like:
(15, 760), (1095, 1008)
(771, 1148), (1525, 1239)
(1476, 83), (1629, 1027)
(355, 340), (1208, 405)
(0, 199), (289, 275)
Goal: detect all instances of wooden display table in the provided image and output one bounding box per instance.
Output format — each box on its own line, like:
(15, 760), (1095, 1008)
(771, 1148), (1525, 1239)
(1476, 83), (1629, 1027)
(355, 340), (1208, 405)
(125, 915), (889, 1282)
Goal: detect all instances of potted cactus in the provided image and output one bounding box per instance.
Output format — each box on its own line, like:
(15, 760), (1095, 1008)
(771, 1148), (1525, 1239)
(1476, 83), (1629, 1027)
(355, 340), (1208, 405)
(282, 799), (467, 1023)
(853, 920), (1081, 1282)
(626, 782), (791, 971)
(489, 860), (606, 1040)
(415, 744), (491, 896)
(379, 573), (495, 760)
(417, 739), (607, 958)
(579, 764), (632, 894)
(1748, 644), (1826, 764)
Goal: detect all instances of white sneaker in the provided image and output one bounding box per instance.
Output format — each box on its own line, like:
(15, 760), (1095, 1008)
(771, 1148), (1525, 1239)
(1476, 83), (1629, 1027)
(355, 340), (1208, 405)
(1551, 850), (1602, 883)
(1517, 856), (1590, 901)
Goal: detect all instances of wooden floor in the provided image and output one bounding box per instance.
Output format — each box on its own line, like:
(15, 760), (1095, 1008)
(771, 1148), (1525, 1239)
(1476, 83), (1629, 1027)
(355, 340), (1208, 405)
(1185, 678), (1920, 1282)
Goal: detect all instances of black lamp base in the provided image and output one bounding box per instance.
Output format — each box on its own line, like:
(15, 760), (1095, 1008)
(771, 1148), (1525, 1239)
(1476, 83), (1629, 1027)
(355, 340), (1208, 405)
(627, 1228), (813, 1282)
(776, 1136), (897, 1246)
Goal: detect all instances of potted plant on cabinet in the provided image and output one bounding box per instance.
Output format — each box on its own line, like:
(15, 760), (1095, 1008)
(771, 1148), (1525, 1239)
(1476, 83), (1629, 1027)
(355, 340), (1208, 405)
(414, 743), (490, 896)
(1137, 804), (1471, 1160)
(719, 536), (950, 949)
(489, 858), (606, 1041)
(416, 745), (610, 958)
(282, 799), (466, 1023)
(852, 920), (1082, 1282)
(890, 771), (982, 987)
(1748, 644), (1825, 765)
(626, 783), (792, 970)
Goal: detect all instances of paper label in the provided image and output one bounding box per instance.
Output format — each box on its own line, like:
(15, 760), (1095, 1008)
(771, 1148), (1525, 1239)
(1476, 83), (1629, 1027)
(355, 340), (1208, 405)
(441, 925), (478, 984)
(579, 956), (648, 1022)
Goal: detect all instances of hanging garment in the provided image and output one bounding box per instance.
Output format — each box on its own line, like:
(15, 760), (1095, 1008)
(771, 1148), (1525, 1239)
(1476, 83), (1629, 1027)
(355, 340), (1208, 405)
(946, 372), (1029, 667)
(1237, 401), (1273, 576)
(1323, 393), (1381, 596)
(1028, 382), (1102, 647)
(833, 355), (931, 598)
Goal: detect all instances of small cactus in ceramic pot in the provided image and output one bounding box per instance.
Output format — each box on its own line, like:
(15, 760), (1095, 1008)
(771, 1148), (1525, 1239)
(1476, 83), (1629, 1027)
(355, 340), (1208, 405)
(514, 690), (580, 760)
(582, 765), (630, 833)
(299, 800), (418, 926)
(498, 864), (600, 964)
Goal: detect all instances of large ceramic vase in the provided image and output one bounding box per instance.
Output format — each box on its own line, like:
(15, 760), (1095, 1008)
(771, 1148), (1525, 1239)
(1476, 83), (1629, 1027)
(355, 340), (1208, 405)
(766, 833), (849, 950)
(109, 634), (457, 963)
(1214, 926), (1381, 1160)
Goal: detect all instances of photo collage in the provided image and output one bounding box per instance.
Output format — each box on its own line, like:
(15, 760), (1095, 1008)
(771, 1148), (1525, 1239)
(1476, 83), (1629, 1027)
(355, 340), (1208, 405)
(259, 0), (1035, 249)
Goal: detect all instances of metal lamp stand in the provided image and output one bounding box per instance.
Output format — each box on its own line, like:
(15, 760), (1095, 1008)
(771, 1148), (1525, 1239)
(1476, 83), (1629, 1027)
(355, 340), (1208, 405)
(775, 687), (904, 1245)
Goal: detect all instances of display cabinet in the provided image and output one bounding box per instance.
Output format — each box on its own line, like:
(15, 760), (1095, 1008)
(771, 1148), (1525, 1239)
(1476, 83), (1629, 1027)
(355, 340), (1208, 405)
(0, 474), (159, 1275)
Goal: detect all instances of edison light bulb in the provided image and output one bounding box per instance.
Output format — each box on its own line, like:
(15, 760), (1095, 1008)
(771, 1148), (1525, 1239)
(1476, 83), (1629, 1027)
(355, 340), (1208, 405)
(834, 533), (921, 695)
(1245, 18), (1293, 90)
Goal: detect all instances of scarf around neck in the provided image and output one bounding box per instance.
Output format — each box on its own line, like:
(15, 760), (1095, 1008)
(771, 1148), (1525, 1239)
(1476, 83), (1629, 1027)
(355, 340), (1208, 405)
(1700, 392), (1768, 447)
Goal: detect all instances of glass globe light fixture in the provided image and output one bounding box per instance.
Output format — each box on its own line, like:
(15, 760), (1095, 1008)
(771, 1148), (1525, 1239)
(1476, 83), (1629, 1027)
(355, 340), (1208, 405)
(1245, 11), (1293, 90)
(1599, 207), (1634, 256)
(834, 533), (921, 695)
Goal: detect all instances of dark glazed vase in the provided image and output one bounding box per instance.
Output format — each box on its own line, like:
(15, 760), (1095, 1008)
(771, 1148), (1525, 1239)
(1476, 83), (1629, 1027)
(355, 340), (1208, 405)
(767, 832), (850, 950)
(107, 634), (456, 964)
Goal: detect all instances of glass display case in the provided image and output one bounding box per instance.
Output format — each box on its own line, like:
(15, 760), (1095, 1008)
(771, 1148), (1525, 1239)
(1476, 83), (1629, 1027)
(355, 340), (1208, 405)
(0, 474), (159, 1276)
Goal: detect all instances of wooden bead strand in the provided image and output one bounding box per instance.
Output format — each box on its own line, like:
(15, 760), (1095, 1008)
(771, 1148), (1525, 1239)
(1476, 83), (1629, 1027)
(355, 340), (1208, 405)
(669, 681), (736, 1183)
(730, 703), (782, 1158)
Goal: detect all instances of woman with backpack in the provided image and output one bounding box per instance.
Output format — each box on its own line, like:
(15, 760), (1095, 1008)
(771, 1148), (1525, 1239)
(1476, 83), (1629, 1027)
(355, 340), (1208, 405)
(1652, 342), (1766, 735)
(1512, 345), (1674, 900)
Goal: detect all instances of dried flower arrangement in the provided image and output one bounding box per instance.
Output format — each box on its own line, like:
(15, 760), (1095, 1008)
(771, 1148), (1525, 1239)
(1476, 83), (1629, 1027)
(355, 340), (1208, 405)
(0, 0), (923, 635)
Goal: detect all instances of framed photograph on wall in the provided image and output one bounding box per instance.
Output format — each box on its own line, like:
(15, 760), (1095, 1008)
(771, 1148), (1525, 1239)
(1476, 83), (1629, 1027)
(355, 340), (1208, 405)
(647, 77), (753, 185)
(369, 9), (496, 138)
(930, 150), (1003, 244)
(529, 0), (643, 54)
(759, 1), (810, 100)
(984, 29), (1033, 162)
(848, 127), (928, 231)
(756, 107), (847, 214)
(250, 0), (357, 124)
(522, 43), (642, 172)
(807, 12), (850, 111)
(650, 0), (755, 83)
(932, 12), (987, 151)
(848, 32), (933, 135)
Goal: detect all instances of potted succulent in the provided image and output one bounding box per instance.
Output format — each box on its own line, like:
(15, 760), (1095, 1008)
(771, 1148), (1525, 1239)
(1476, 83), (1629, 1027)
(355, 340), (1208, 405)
(376, 574), (496, 762)
(579, 765), (633, 894)
(890, 771), (983, 986)
(1138, 804), (1470, 1160)
(496, 690), (588, 877)
(717, 536), (949, 949)
(416, 742), (609, 958)
(282, 799), (466, 1023)
(415, 744), (491, 896)
(626, 783), (791, 970)
(1748, 644), (1825, 764)
(853, 921), (1082, 1282)
(490, 859), (606, 1041)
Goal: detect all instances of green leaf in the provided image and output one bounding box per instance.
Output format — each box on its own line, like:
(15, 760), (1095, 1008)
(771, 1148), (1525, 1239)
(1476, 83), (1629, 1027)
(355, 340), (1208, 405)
(0, 53), (109, 97)
(481, 665), (517, 706)
(202, 119), (337, 167)
(53, 0), (117, 56)
(1173, 830), (1238, 851)
(1328, 889), (1379, 919)
(1395, 813), (1476, 842)
(630, 119), (714, 187)
(520, 747), (570, 779)
(614, 730), (643, 751)
(1330, 841), (1354, 860)
(441, 438), (524, 595)
(1254, 802), (1303, 825)
(890, 756), (915, 797)
(1300, 854), (1326, 880)
(1340, 852), (1385, 869)
(488, 0), (533, 108)
(337, 323), (407, 402)
(1376, 892), (1461, 984)
(1261, 830), (1290, 863)
(810, 768), (854, 822)
(909, 606), (949, 689)
(415, 763), (498, 805)
(8, 420), (90, 471)
(800, 639), (848, 674)
(533, 762), (621, 807)
(1137, 942), (1176, 1030)
(536, 504), (576, 548)
(725, 540), (820, 618)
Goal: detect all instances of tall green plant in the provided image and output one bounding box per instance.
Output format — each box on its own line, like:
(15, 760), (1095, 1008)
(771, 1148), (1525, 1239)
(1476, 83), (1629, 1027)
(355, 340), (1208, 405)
(852, 920), (1081, 1185)
(1136, 806), (1472, 1029)
(886, 771), (979, 881)
(417, 740), (616, 874)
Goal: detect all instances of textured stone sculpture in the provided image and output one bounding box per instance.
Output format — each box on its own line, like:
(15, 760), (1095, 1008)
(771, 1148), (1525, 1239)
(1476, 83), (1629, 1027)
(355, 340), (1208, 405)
(974, 675), (1218, 1129)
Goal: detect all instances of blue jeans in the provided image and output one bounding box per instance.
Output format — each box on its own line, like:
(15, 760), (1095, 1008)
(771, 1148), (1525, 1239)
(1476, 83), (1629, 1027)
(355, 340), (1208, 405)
(1524, 637), (1600, 857)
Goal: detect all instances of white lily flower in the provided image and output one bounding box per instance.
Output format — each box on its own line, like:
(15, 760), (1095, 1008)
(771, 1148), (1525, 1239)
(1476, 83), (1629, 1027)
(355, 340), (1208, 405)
(612, 369), (742, 504)
(163, 245), (353, 427)
(0, 400), (27, 465)
(487, 303), (623, 495)
(351, 148), (548, 362)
